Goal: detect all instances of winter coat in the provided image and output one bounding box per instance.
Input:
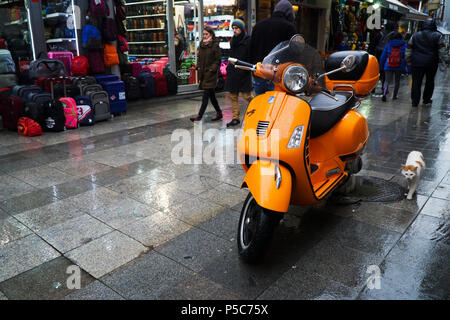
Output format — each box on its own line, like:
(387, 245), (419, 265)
(379, 39), (407, 72)
(249, 11), (297, 65)
(197, 38), (222, 90)
(225, 33), (253, 93)
(405, 19), (449, 68)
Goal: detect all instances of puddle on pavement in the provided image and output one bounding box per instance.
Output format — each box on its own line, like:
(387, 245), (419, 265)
(329, 175), (406, 204)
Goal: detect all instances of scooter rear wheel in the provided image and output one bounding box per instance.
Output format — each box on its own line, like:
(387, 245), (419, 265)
(238, 193), (282, 264)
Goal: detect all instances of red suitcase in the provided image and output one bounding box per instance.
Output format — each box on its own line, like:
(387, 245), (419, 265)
(0, 94), (22, 131)
(151, 72), (168, 97)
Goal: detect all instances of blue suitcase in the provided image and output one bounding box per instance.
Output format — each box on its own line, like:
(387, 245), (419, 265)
(137, 71), (155, 99)
(95, 74), (119, 84)
(29, 92), (52, 106)
(102, 80), (126, 115)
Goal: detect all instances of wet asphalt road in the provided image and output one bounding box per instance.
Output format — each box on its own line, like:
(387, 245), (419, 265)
(0, 71), (448, 300)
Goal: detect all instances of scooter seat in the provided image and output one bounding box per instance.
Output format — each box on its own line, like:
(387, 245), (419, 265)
(309, 91), (356, 138)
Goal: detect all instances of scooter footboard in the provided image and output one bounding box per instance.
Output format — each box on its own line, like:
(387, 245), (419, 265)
(241, 160), (292, 213)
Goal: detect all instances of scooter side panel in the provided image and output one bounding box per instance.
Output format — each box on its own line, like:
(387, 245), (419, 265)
(241, 160), (292, 213)
(309, 110), (369, 163)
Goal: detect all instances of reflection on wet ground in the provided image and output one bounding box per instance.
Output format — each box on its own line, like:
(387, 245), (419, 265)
(0, 72), (448, 300)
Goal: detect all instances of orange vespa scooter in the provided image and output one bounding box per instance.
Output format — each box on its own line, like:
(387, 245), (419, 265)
(229, 35), (379, 263)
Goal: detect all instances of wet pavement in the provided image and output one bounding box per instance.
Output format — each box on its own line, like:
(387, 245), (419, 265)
(0, 71), (448, 300)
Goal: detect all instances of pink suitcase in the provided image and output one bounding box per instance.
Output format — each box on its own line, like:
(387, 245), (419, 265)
(130, 62), (142, 78)
(48, 51), (74, 76)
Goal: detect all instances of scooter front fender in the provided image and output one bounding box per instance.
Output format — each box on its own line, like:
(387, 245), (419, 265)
(241, 160), (292, 213)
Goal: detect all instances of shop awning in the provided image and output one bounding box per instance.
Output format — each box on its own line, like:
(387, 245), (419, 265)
(380, 0), (410, 14)
(405, 5), (429, 21)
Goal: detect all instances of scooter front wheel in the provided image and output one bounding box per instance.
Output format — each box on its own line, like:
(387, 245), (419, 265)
(238, 193), (282, 264)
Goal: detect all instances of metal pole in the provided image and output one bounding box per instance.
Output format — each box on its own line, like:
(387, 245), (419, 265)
(167, 0), (176, 74)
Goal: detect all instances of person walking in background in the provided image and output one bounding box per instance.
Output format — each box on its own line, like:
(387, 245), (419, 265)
(249, 0), (297, 95)
(375, 22), (397, 93)
(190, 27), (223, 122)
(405, 18), (449, 107)
(379, 32), (407, 102)
(225, 18), (253, 127)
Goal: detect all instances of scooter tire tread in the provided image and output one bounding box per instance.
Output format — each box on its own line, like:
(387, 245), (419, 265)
(238, 193), (282, 264)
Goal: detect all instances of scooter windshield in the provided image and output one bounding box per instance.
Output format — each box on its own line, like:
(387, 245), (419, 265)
(261, 35), (326, 91)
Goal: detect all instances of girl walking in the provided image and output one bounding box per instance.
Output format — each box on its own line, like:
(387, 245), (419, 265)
(190, 27), (223, 122)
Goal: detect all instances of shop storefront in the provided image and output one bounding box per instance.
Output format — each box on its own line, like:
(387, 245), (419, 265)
(328, 0), (414, 55)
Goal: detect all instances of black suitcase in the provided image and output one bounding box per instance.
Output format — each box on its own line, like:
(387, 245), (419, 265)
(122, 73), (141, 101)
(41, 78), (66, 132)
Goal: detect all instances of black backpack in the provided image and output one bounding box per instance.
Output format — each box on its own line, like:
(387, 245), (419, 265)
(42, 100), (66, 132)
(102, 18), (118, 42)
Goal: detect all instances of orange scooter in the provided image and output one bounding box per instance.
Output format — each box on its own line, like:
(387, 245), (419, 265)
(229, 35), (379, 263)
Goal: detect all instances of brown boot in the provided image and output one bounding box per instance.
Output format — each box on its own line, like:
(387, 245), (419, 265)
(190, 115), (202, 122)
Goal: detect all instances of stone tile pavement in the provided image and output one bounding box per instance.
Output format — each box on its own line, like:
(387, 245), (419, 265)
(0, 72), (449, 300)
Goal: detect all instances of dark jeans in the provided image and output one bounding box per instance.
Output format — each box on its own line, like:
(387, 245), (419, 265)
(411, 66), (438, 105)
(253, 77), (274, 96)
(198, 88), (221, 117)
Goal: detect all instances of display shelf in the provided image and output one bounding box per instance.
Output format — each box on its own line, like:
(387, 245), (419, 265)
(4, 19), (28, 26)
(0, 0), (21, 6)
(126, 13), (166, 19)
(44, 13), (72, 20)
(125, 0), (165, 5)
(128, 41), (166, 44)
(126, 27), (165, 31)
(46, 38), (76, 43)
(128, 53), (167, 57)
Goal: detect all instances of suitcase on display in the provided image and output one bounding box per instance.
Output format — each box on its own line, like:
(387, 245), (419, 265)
(0, 73), (18, 88)
(163, 67), (178, 95)
(122, 73), (141, 101)
(137, 71), (155, 99)
(130, 62), (142, 78)
(48, 51), (74, 76)
(18, 85), (42, 101)
(42, 78), (66, 132)
(21, 101), (45, 125)
(102, 80), (126, 115)
(81, 84), (103, 96)
(72, 76), (97, 87)
(151, 72), (168, 97)
(0, 94), (22, 130)
(88, 90), (110, 122)
(95, 74), (120, 84)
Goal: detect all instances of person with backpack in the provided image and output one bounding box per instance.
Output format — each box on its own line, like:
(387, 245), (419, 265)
(374, 22), (397, 93)
(225, 18), (253, 127)
(379, 32), (407, 102)
(405, 18), (449, 107)
(190, 26), (223, 122)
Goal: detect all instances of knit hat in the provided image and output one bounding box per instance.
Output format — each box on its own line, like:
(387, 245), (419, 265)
(274, 0), (295, 22)
(232, 18), (246, 32)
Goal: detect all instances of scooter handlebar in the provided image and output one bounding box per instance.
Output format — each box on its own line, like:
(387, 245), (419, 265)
(228, 58), (255, 69)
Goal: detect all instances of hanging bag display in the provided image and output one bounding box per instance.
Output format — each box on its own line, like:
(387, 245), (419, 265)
(82, 24), (103, 50)
(102, 18), (118, 42)
(103, 43), (119, 67)
(86, 50), (106, 74)
(90, 0), (108, 16)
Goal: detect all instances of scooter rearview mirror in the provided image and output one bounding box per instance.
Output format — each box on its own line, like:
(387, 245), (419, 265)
(341, 55), (357, 72)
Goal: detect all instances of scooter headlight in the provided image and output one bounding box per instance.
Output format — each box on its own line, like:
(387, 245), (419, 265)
(283, 65), (309, 94)
(287, 125), (304, 149)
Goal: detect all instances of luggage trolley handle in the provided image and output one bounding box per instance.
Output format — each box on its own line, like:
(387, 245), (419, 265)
(49, 76), (70, 99)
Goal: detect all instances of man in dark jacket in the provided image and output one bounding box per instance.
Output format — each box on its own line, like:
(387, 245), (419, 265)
(406, 18), (449, 107)
(225, 18), (253, 127)
(249, 0), (297, 95)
